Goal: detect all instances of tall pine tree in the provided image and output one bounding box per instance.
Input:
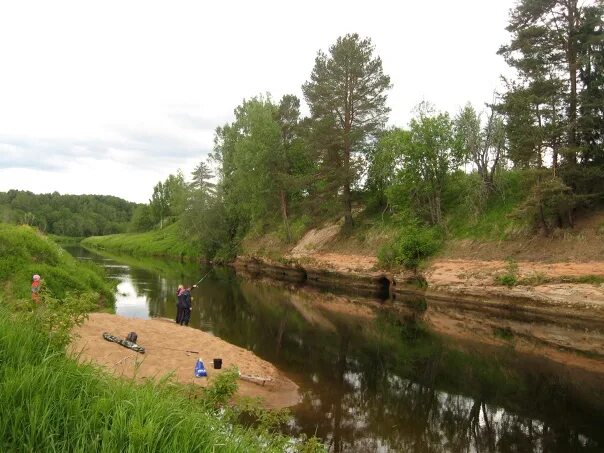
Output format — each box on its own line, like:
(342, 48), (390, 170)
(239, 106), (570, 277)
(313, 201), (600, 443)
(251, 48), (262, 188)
(303, 34), (391, 229)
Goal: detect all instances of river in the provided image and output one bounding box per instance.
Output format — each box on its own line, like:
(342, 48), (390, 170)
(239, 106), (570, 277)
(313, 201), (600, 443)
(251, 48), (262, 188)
(66, 246), (604, 453)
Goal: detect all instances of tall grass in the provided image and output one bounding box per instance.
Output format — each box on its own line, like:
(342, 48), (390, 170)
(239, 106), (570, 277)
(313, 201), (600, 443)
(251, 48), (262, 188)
(0, 309), (316, 452)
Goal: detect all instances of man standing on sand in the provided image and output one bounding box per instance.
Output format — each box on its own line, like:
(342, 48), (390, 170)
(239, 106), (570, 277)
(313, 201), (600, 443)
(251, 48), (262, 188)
(181, 286), (194, 326)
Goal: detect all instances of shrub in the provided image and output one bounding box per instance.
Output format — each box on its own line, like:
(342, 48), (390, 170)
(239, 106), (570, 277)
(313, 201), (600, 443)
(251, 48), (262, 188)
(495, 259), (519, 287)
(378, 225), (443, 271)
(511, 175), (575, 234)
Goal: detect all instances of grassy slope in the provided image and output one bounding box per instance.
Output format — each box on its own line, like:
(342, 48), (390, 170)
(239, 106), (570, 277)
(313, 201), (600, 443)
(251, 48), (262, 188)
(0, 224), (115, 306)
(82, 222), (200, 260)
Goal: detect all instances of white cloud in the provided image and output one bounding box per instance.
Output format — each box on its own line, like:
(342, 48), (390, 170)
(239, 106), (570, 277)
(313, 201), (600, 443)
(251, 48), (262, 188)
(0, 0), (515, 202)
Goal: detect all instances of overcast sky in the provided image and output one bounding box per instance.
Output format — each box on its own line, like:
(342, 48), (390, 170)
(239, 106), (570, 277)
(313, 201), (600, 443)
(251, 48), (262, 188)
(0, 0), (516, 203)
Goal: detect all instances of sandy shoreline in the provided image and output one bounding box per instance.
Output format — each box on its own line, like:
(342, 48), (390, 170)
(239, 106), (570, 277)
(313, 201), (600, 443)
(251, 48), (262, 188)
(69, 313), (299, 409)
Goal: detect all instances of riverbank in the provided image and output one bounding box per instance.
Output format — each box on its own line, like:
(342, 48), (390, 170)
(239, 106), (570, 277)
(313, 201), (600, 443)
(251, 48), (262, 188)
(233, 252), (604, 365)
(70, 313), (299, 409)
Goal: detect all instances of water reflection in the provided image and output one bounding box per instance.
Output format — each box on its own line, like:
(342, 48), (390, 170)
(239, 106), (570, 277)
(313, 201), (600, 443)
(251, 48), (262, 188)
(66, 246), (604, 453)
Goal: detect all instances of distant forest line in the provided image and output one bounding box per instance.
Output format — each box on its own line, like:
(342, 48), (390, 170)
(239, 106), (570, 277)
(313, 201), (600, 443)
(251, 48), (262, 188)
(0, 190), (138, 237)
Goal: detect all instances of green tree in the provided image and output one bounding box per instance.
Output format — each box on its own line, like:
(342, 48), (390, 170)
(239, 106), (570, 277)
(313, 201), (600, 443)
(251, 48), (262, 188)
(303, 33), (391, 229)
(129, 204), (155, 232)
(150, 172), (187, 229)
(454, 103), (506, 192)
(499, 0), (604, 167)
(190, 161), (215, 195)
(274, 94), (312, 241)
(388, 104), (459, 225)
(150, 181), (169, 229)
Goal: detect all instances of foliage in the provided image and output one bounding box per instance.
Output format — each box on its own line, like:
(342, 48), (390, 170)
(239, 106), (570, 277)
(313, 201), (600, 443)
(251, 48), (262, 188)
(129, 204), (155, 232)
(498, 0), (604, 167)
(494, 259), (520, 287)
(150, 171), (187, 229)
(382, 104), (460, 226)
(21, 291), (98, 348)
(303, 33), (391, 229)
(200, 367), (240, 407)
(0, 190), (137, 237)
(511, 175), (575, 234)
(493, 326), (515, 340)
(454, 102), (506, 192)
(378, 224), (443, 270)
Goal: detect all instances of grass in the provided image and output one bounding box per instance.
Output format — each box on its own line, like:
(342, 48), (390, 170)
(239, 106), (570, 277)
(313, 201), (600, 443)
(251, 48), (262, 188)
(82, 222), (201, 260)
(0, 224), (115, 306)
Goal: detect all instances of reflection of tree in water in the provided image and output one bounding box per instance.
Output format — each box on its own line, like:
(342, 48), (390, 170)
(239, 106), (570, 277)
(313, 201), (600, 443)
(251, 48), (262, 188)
(224, 282), (603, 452)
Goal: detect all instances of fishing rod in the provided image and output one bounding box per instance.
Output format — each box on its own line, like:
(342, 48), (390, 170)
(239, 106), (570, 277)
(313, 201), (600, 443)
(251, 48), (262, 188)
(192, 269), (212, 287)
(149, 345), (199, 354)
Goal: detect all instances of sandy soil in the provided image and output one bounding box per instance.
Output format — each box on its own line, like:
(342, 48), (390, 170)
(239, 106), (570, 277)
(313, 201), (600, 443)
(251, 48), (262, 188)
(69, 313), (299, 409)
(428, 259), (604, 285)
(425, 258), (604, 311)
(292, 252), (378, 273)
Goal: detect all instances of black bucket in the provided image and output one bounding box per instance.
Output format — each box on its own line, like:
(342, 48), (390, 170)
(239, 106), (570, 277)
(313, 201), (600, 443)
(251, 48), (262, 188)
(213, 358), (222, 369)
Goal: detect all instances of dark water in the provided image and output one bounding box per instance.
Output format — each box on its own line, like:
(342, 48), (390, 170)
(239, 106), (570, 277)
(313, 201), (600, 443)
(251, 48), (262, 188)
(67, 246), (604, 453)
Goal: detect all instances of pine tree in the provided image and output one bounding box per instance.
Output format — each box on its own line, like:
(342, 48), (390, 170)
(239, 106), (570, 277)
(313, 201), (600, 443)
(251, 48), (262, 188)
(303, 33), (391, 229)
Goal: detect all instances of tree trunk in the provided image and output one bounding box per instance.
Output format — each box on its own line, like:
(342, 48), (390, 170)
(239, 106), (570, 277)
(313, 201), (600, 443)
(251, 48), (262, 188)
(279, 189), (291, 242)
(342, 178), (353, 230)
(343, 109), (353, 230)
(435, 193), (442, 225)
(567, 0), (578, 161)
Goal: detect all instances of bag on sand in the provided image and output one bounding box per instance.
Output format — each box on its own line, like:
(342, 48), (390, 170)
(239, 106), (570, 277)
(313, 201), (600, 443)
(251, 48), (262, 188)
(126, 332), (138, 343)
(194, 358), (207, 377)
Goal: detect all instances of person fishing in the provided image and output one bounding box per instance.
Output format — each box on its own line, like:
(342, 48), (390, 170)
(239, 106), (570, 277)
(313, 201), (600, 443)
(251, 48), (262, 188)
(31, 274), (41, 303)
(176, 283), (197, 326)
(181, 286), (193, 326)
(175, 271), (210, 326)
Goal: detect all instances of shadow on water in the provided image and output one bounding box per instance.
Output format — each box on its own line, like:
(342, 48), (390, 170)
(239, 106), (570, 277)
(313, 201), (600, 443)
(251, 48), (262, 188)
(66, 246), (604, 453)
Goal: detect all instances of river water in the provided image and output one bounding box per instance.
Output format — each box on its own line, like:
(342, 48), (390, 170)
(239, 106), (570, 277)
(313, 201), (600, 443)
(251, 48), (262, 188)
(67, 246), (604, 453)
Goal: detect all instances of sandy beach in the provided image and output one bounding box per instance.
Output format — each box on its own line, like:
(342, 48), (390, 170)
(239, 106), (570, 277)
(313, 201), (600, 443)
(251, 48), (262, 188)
(69, 313), (299, 409)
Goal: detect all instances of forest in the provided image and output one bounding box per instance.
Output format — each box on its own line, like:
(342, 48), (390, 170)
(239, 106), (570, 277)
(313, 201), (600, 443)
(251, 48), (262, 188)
(0, 190), (138, 237)
(135, 1), (604, 266)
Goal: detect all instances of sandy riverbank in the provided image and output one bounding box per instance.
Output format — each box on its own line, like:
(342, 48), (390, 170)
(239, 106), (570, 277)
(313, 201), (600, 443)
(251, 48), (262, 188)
(69, 313), (299, 409)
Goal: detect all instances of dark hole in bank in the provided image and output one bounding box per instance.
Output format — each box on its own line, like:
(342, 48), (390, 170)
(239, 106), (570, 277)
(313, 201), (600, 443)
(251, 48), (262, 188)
(377, 276), (391, 300)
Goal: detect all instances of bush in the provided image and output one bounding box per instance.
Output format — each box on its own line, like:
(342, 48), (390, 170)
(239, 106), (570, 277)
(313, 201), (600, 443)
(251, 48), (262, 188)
(494, 259), (519, 287)
(378, 225), (443, 271)
(511, 174), (575, 234)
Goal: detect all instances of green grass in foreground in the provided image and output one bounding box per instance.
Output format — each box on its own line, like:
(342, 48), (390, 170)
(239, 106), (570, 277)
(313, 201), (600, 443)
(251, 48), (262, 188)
(0, 307), (321, 452)
(82, 222), (201, 260)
